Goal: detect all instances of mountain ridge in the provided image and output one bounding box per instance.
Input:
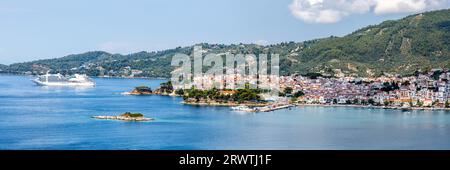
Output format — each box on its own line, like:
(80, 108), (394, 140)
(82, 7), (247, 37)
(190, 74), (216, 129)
(2, 9), (449, 77)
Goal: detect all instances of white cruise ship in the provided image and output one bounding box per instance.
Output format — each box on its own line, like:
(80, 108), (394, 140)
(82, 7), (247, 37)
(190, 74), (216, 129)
(33, 73), (95, 86)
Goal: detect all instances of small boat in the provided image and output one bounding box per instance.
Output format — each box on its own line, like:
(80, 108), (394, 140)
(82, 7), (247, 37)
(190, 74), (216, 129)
(231, 105), (256, 112)
(33, 73), (95, 86)
(400, 105), (411, 111)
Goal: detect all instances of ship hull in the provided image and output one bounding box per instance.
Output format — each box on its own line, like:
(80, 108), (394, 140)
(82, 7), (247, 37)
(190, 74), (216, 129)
(33, 79), (95, 87)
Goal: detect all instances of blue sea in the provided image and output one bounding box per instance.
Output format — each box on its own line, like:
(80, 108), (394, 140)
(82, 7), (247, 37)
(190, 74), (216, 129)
(1, 74), (450, 150)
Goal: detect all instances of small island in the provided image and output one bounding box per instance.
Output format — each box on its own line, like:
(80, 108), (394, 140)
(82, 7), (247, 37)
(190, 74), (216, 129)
(179, 87), (269, 107)
(92, 112), (154, 121)
(124, 81), (176, 96)
(126, 86), (153, 95)
(126, 81), (273, 108)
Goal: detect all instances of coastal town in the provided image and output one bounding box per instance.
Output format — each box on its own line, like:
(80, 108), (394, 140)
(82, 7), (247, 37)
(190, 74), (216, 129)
(128, 69), (450, 111)
(15, 62), (450, 110)
(281, 69), (450, 109)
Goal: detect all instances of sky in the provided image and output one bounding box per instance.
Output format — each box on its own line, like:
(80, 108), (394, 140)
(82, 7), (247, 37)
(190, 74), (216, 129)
(0, 0), (449, 64)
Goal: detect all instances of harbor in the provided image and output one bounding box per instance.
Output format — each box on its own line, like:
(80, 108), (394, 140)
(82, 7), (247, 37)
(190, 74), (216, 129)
(2, 75), (450, 150)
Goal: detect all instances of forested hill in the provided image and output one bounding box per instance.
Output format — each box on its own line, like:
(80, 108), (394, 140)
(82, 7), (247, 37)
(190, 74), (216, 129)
(2, 9), (449, 78)
(0, 64), (7, 72)
(290, 8), (450, 77)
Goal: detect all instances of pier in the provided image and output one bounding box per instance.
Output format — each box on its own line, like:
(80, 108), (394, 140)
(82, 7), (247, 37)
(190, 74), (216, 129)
(255, 104), (294, 112)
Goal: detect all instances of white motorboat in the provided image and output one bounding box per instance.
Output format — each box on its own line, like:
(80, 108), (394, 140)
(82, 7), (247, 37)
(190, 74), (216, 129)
(231, 105), (256, 112)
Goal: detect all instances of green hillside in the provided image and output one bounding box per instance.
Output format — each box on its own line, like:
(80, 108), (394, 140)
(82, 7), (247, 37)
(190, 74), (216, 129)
(3, 9), (450, 77)
(291, 9), (450, 77)
(0, 64), (7, 72)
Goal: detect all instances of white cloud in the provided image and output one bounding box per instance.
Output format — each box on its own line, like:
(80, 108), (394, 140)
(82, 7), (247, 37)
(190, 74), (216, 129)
(289, 0), (449, 23)
(374, 0), (447, 14)
(289, 0), (350, 23)
(350, 0), (374, 13)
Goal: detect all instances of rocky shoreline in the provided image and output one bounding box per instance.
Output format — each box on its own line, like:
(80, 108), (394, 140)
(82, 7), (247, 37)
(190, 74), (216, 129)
(182, 101), (269, 107)
(295, 104), (450, 111)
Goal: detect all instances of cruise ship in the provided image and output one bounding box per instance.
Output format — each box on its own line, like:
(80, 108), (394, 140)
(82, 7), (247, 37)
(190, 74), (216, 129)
(33, 73), (95, 86)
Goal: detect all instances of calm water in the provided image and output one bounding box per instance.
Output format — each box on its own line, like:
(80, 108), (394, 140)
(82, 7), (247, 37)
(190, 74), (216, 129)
(1, 75), (450, 150)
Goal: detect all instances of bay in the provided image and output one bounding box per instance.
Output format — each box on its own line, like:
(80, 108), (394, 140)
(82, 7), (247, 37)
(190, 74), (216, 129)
(1, 75), (450, 150)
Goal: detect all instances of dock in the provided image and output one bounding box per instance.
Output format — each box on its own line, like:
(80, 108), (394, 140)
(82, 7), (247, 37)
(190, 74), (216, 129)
(255, 104), (294, 112)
